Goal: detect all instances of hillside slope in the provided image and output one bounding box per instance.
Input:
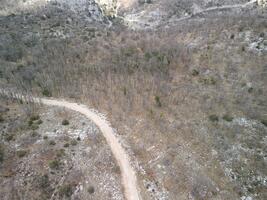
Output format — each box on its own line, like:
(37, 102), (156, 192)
(0, 0), (266, 200)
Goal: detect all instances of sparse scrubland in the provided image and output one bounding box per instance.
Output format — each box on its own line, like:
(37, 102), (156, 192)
(0, 98), (123, 200)
(0, 0), (266, 200)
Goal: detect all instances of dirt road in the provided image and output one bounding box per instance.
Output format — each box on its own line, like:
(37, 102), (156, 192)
(41, 98), (141, 200)
(0, 90), (141, 200)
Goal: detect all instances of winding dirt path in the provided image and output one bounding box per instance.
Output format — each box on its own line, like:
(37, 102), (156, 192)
(0, 90), (140, 200)
(167, 0), (259, 26)
(125, 0), (258, 28)
(41, 98), (141, 200)
(171, 0), (258, 22)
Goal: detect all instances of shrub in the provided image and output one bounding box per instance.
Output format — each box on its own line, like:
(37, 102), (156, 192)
(201, 77), (216, 85)
(155, 96), (162, 107)
(31, 131), (38, 137)
(62, 119), (69, 126)
(223, 114), (233, 122)
(31, 124), (39, 130)
(123, 87), (127, 96)
(16, 64), (25, 71)
(70, 139), (78, 146)
(148, 109), (154, 117)
(30, 115), (40, 121)
(248, 87), (253, 93)
(261, 119), (267, 127)
(37, 174), (50, 188)
(5, 134), (14, 141)
(87, 186), (95, 194)
(36, 119), (43, 125)
(0, 115), (4, 123)
(28, 115), (41, 130)
(48, 159), (60, 169)
(43, 135), (48, 140)
(16, 150), (28, 158)
(42, 89), (52, 97)
(59, 184), (73, 197)
(63, 143), (69, 148)
(49, 140), (56, 145)
(28, 120), (33, 126)
(144, 52), (152, 61)
(209, 115), (219, 122)
(113, 165), (121, 174)
(4, 46), (23, 62)
(192, 69), (199, 76)
(0, 144), (4, 162)
(56, 149), (65, 158)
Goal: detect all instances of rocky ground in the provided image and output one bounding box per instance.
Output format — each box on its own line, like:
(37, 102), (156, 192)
(0, 98), (123, 200)
(121, 0), (266, 29)
(0, 0), (266, 200)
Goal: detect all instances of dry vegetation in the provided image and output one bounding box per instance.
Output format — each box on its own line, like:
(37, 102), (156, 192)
(0, 98), (123, 200)
(0, 1), (266, 199)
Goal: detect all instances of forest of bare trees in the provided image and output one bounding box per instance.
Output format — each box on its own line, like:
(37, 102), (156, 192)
(0, 3), (266, 198)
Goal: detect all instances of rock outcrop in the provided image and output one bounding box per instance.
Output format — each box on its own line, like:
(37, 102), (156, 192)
(257, 0), (267, 7)
(95, 0), (117, 17)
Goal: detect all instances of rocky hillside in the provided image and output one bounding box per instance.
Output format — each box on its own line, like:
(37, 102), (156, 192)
(122, 0), (266, 29)
(0, 0), (266, 200)
(0, 0), (102, 18)
(0, 98), (123, 200)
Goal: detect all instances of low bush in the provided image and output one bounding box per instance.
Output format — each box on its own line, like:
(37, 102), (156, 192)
(30, 124), (39, 130)
(56, 149), (65, 158)
(192, 69), (199, 76)
(31, 131), (38, 137)
(49, 140), (56, 145)
(155, 96), (162, 107)
(42, 89), (52, 97)
(48, 159), (60, 169)
(63, 143), (69, 148)
(201, 77), (216, 85)
(261, 119), (267, 127)
(112, 165), (121, 174)
(70, 139), (78, 146)
(248, 87), (253, 93)
(30, 115), (40, 121)
(37, 174), (50, 188)
(28, 115), (41, 130)
(16, 150), (28, 158)
(87, 186), (95, 194)
(4, 46), (23, 62)
(5, 134), (14, 141)
(59, 184), (73, 197)
(209, 115), (219, 122)
(28, 120), (33, 126)
(62, 119), (69, 126)
(36, 119), (43, 125)
(0, 115), (4, 123)
(223, 114), (233, 122)
(123, 87), (127, 96)
(0, 144), (4, 162)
